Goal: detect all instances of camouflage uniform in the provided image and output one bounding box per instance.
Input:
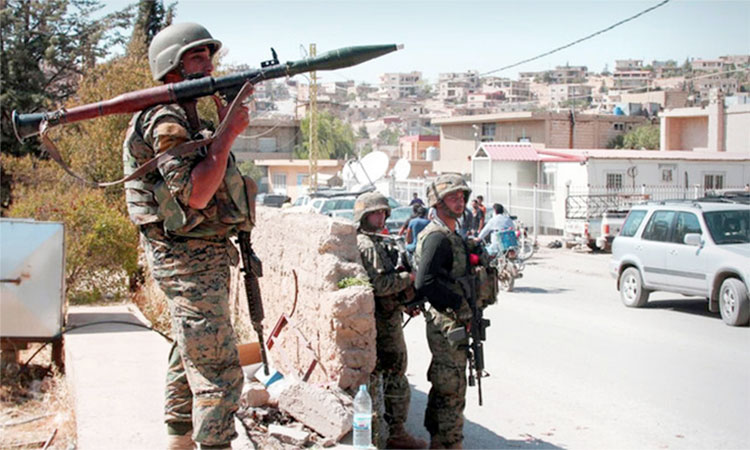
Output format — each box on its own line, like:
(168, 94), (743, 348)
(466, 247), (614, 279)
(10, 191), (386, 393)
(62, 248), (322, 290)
(123, 102), (252, 446)
(354, 191), (423, 449)
(415, 174), (473, 449)
(357, 231), (412, 439)
(415, 219), (471, 448)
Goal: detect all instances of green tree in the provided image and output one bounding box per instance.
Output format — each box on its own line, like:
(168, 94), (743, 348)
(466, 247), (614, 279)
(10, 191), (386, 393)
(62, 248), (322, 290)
(238, 160), (264, 183)
(357, 124), (370, 139)
(4, 155), (139, 303)
(377, 128), (401, 145)
(295, 111), (355, 159)
(0, 0), (131, 157)
(622, 124), (660, 150)
(127, 0), (175, 57)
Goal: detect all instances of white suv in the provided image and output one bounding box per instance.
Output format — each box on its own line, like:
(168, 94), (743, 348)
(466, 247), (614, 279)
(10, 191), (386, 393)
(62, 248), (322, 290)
(609, 200), (750, 326)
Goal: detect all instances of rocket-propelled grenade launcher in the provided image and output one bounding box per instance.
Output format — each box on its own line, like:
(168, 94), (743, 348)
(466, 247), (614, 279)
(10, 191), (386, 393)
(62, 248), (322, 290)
(12, 44), (402, 141)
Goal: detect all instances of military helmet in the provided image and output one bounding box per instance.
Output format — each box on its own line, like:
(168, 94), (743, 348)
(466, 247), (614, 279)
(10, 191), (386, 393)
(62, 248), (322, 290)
(426, 173), (471, 207)
(148, 22), (222, 81)
(353, 191), (391, 225)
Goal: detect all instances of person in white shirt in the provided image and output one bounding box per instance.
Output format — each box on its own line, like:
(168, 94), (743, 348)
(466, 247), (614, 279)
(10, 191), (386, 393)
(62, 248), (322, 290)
(477, 203), (515, 254)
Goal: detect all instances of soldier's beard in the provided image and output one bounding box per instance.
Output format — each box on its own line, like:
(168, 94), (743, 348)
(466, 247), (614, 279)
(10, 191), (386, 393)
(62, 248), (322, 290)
(438, 202), (463, 219)
(359, 222), (381, 233)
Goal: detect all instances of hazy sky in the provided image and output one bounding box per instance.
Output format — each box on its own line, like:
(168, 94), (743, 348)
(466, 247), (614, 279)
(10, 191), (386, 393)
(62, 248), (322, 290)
(102, 0), (750, 84)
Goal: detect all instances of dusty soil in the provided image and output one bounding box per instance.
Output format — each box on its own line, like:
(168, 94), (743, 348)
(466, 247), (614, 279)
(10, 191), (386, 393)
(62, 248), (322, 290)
(0, 345), (76, 449)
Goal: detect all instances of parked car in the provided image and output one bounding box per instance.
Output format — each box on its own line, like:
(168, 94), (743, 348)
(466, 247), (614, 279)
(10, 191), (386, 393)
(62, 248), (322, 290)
(385, 206), (413, 234)
(609, 200), (750, 326)
(260, 194), (290, 208)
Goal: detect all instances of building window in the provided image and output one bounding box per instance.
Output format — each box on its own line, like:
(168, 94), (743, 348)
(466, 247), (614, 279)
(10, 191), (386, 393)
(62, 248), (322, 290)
(704, 173), (724, 190)
(272, 173), (287, 190)
(481, 123), (496, 141)
(606, 173), (623, 190)
(297, 173), (309, 186)
(659, 164), (676, 183)
(613, 123), (624, 131)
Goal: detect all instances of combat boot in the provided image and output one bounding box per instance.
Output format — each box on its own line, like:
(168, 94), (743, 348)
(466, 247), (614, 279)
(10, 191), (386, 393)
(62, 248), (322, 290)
(387, 424), (427, 449)
(166, 433), (195, 450)
(428, 440), (461, 449)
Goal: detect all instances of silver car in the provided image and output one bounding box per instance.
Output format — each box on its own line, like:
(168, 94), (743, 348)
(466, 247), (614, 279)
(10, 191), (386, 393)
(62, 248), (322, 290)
(609, 200), (750, 326)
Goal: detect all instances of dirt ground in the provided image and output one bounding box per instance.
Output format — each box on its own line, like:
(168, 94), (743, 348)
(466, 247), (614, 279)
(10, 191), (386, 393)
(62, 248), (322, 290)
(0, 345), (76, 449)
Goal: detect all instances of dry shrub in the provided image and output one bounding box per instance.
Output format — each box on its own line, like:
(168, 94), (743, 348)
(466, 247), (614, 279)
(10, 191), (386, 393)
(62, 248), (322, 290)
(0, 345), (76, 449)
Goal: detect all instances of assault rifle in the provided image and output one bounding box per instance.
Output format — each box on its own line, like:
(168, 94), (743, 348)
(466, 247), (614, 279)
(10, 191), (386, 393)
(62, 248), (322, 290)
(12, 44), (400, 141)
(464, 271), (491, 406)
(237, 230), (269, 376)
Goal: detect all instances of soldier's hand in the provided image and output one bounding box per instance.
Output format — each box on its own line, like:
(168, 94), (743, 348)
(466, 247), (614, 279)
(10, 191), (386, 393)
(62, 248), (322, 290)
(405, 304), (422, 317)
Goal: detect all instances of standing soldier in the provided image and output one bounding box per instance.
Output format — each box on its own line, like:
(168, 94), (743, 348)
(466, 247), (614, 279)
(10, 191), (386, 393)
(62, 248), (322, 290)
(414, 174), (473, 449)
(354, 191), (428, 449)
(122, 23), (252, 450)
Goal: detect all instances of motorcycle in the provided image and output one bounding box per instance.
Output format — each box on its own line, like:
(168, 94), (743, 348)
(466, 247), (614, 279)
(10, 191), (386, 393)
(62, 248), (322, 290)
(486, 228), (524, 292)
(510, 216), (538, 262)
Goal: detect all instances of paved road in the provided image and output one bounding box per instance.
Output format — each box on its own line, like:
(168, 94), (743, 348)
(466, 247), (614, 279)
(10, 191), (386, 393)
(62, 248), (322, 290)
(402, 244), (750, 449)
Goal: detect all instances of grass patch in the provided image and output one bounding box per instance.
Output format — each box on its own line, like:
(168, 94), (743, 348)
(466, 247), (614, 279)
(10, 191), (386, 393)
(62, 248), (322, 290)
(337, 277), (370, 289)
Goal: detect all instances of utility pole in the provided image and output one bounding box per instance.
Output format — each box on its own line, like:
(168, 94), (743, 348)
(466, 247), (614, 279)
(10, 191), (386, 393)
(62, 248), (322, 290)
(308, 43), (318, 193)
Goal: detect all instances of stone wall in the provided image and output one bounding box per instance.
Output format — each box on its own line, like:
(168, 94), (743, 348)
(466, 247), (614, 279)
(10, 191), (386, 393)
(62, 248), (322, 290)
(230, 207), (376, 391)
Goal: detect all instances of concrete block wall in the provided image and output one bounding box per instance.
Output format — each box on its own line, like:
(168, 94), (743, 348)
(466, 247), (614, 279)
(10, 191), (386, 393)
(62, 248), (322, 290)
(230, 207), (376, 391)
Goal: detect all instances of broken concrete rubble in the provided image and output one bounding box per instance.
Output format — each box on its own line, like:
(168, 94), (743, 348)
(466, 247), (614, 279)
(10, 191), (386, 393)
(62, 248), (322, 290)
(278, 381), (354, 442)
(240, 381), (270, 408)
(268, 424), (310, 447)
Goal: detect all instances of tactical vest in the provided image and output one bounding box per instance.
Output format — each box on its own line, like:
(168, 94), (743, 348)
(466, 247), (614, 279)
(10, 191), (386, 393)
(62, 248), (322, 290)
(415, 220), (470, 302)
(123, 105), (252, 237)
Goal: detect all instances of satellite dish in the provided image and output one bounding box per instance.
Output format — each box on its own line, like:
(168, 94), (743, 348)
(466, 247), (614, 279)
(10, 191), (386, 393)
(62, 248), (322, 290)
(353, 151), (388, 185)
(342, 160), (357, 182)
(393, 158), (411, 181)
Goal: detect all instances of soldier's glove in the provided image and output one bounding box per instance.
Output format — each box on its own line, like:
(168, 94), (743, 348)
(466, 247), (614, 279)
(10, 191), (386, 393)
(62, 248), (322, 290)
(455, 299), (473, 323)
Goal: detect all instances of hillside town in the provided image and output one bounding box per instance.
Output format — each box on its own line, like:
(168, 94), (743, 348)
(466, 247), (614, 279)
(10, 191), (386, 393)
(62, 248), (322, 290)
(234, 54), (750, 216)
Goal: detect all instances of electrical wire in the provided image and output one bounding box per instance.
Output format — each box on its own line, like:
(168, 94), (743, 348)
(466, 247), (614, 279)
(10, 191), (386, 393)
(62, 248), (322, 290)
(481, 0), (672, 76)
(21, 320), (173, 369)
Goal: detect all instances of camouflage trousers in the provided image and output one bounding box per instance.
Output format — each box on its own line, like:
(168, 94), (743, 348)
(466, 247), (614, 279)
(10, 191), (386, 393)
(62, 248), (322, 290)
(141, 224), (243, 446)
(374, 302), (410, 432)
(424, 308), (467, 447)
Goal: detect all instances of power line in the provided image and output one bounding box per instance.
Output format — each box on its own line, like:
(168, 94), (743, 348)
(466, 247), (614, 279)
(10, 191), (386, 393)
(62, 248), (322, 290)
(481, 0), (672, 77)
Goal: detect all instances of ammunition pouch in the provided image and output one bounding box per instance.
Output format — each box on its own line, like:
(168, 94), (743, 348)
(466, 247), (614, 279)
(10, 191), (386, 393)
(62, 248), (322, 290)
(474, 265), (498, 308)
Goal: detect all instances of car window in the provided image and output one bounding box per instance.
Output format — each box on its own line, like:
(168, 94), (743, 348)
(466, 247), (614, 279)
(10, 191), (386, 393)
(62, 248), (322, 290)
(703, 209), (750, 245)
(311, 199), (324, 209)
(672, 212), (702, 244)
(620, 210), (647, 237)
(641, 210), (675, 242)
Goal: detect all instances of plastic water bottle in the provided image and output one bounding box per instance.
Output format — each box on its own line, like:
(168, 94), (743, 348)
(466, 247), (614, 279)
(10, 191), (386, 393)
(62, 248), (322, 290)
(352, 384), (372, 448)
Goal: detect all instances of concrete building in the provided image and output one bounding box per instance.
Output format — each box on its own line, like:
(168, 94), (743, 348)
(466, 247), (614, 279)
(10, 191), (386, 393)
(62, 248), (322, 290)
(692, 59), (725, 71)
(720, 54), (750, 66)
(399, 134), (440, 161)
(256, 159), (345, 198)
(612, 70), (652, 90)
(379, 71), (422, 100)
(231, 117), (300, 163)
(615, 60), (644, 71)
(432, 111), (648, 173)
(471, 143), (750, 232)
(481, 77), (532, 102)
(619, 90), (689, 110)
(438, 70), (480, 102)
(661, 91), (750, 154)
(548, 84), (593, 107)
(519, 66), (587, 84)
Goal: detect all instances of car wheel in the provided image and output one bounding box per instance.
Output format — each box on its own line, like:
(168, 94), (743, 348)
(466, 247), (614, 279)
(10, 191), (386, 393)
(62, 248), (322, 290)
(719, 278), (750, 326)
(619, 267), (649, 307)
